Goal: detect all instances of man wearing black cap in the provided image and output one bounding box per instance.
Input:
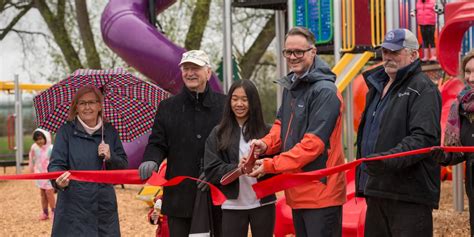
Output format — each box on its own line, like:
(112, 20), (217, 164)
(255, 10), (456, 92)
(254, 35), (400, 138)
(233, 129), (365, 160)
(139, 50), (225, 236)
(355, 28), (441, 236)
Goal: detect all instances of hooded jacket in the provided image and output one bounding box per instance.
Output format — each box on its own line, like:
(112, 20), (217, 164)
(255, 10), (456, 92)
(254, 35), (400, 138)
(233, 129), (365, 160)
(260, 56), (346, 209)
(48, 119), (128, 236)
(355, 60), (441, 208)
(29, 128), (53, 189)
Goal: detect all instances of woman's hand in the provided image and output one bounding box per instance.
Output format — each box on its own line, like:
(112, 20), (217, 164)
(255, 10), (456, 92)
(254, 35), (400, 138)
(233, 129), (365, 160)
(56, 171), (71, 189)
(98, 142), (111, 161)
(238, 157), (248, 168)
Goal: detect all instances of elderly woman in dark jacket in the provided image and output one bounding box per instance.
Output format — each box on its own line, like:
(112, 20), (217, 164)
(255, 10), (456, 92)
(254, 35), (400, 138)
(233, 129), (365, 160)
(204, 80), (276, 237)
(432, 50), (474, 235)
(48, 85), (128, 236)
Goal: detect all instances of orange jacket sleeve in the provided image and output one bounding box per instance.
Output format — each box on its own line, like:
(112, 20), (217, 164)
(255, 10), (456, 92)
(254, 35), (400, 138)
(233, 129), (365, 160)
(261, 119), (282, 155)
(263, 133), (325, 174)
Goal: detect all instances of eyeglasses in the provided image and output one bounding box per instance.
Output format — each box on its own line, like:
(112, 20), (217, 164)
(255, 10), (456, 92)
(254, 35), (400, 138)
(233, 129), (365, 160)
(78, 100), (99, 108)
(282, 48), (313, 58)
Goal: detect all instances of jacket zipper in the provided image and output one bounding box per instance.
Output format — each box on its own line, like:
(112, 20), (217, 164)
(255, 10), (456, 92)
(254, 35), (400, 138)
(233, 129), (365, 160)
(283, 98), (295, 149)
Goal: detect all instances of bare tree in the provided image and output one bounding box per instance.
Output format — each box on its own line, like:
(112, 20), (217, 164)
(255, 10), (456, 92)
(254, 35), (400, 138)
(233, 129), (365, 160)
(184, 0), (211, 50)
(239, 13), (275, 80)
(34, 0), (83, 71)
(75, 0), (100, 69)
(0, 1), (33, 40)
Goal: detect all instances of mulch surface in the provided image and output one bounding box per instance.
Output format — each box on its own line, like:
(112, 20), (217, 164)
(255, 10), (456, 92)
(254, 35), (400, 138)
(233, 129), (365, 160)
(0, 167), (470, 236)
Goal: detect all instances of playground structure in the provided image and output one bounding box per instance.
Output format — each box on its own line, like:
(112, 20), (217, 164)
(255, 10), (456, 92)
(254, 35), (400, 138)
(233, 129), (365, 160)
(2, 0), (474, 235)
(0, 77), (51, 174)
(98, 0), (474, 236)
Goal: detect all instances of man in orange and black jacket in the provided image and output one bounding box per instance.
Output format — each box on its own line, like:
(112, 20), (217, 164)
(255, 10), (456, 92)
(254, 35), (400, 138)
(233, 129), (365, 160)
(250, 26), (346, 237)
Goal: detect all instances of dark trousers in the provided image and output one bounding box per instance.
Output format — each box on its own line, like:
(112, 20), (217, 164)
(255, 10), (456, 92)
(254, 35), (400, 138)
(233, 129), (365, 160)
(365, 196), (433, 237)
(167, 216), (191, 237)
(420, 25), (435, 48)
(221, 204), (275, 237)
(292, 205), (342, 237)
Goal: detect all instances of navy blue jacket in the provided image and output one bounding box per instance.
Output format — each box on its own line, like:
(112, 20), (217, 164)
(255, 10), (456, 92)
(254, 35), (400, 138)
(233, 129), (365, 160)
(276, 56), (340, 177)
(48, 119), (128, 236)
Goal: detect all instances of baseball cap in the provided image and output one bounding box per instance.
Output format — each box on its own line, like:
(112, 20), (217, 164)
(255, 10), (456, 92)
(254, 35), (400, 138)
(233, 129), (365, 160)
(179, 50), (211, 67)
(380, 28), (419, 51)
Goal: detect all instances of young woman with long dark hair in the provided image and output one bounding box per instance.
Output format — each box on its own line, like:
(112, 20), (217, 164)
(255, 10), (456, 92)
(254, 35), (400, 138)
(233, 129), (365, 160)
(204, 80), (276, 237)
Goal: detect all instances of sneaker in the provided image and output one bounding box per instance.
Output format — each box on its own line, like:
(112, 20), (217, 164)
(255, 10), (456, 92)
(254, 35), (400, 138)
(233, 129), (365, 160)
(38, 213), (49, 221)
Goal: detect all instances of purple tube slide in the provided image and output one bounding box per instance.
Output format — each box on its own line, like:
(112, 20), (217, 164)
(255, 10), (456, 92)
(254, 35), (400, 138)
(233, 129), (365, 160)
(101, 0), (222, 95)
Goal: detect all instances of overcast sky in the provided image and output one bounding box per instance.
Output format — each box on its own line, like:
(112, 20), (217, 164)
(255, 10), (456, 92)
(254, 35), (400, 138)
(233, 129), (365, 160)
(1, 8), (58, 85)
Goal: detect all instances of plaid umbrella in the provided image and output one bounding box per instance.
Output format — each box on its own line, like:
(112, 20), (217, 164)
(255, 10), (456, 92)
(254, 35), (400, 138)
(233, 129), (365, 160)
(33, 68), (170, 142)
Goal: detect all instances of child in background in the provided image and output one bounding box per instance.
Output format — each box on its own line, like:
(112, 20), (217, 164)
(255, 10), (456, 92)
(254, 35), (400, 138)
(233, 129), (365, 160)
(28, 128), (56, 221)
(412, 0), (438, 61)
(147, 161), (169, 237)
(148, 195), (169, 237)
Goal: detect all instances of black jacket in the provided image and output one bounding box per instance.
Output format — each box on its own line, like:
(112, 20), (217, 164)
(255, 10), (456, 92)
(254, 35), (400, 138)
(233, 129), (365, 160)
(204, 125), (276, 206)
(142, 84), (225, 217)
(355, 60), (441, 208)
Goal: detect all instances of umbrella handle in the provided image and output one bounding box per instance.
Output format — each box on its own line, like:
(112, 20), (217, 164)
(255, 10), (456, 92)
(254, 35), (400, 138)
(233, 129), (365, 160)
(101, 115), (104, 143)
(99, 115), (106, 160)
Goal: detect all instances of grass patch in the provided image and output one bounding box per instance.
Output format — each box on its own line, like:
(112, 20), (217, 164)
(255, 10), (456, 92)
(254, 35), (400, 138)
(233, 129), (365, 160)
(0, 136), (34, 161)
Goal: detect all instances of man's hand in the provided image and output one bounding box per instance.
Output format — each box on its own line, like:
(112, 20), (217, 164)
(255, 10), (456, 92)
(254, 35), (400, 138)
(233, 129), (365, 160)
(430, 147), (447, 164)
(139, 161), (158, 180)
(250, 139), (267, 157)
(364, 154), (385, 176)
(196, 172), (209, 192)
(431, 147), (464, 166)
(248, 159), (265, 178)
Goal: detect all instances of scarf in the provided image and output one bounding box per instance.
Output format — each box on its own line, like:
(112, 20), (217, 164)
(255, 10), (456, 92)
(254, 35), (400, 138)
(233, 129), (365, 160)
(77, 116), (103, 135)
(444, 88), (474, 146)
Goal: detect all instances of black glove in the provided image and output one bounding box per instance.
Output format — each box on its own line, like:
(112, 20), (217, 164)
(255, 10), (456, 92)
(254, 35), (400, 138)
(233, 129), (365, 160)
(364, 154), (385, 176)
(196, 172), (209, 192)
(430, 147), (447, 164)
(139, 161), (158, 180)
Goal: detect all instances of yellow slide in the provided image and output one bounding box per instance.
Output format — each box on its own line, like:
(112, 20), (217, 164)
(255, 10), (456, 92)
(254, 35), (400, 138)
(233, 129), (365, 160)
(333, 51), (374, 92)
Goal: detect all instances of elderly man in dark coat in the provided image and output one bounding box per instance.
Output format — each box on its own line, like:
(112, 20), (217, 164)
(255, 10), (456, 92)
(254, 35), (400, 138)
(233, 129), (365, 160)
(139, 50), (225, 237)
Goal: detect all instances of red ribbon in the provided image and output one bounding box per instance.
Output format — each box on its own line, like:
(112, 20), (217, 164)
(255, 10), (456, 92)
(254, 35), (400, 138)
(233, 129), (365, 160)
(3, 146), (474, 205)
(0, 169), (226, 205)
(251, 146), (474, 199)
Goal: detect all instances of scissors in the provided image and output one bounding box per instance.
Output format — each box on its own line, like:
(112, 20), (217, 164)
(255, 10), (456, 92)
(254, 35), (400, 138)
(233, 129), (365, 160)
(220, 144), (257, 185)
